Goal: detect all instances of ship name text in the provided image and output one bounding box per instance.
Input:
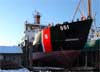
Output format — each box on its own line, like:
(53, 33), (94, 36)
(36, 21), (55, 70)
(60, 25), (69, 31)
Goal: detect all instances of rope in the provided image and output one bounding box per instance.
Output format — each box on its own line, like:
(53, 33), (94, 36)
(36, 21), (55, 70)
(72, 0), (82, 21)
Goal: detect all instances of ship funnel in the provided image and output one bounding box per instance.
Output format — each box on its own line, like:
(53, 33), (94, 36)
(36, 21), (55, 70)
(34, 11), (41, 24)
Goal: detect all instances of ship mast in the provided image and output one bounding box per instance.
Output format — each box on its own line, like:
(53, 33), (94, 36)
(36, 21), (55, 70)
(88, 0), (92, 18)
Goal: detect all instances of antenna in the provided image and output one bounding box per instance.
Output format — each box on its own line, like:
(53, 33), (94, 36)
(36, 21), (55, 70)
(34, 10), (41, 24)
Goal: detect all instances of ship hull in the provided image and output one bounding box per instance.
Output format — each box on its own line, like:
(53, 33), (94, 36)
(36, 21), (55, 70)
(31, 19), (93, 67)
(50, 19), (93, 50)
(32, 50), (80, 67)
(33, 19), (93, 52)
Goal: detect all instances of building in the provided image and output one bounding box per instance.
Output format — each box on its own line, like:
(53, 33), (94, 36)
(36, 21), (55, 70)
(0, 46), (23, 69)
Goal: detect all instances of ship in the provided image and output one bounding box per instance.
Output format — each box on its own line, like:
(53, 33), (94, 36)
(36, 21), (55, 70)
(31, 17), (92, 68)
(21, 0), (93, 69)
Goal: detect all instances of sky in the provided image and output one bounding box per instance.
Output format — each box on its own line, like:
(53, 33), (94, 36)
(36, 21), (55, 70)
(0, 0), (100, 46)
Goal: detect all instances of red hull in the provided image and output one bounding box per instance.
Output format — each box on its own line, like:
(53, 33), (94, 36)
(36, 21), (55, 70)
(32, 50), (80, 67)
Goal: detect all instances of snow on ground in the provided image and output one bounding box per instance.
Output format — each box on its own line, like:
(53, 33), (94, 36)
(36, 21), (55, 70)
(0, 68), (30, 72)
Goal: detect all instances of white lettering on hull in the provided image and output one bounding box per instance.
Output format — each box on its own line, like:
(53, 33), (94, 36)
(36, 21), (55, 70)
(60, 25), (69, 31)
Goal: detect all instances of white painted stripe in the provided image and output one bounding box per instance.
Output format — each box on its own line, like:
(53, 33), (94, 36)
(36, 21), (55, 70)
(65, 38), (79, 41)
(41, 30), (45, 52)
